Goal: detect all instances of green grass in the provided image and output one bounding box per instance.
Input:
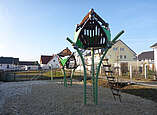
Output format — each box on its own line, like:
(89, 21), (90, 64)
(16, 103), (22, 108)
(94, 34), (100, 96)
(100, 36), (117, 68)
(14, 69), (71, 78)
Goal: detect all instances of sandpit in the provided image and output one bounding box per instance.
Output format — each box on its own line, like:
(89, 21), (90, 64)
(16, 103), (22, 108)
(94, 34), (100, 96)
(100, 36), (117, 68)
(0, 80), (157, 115)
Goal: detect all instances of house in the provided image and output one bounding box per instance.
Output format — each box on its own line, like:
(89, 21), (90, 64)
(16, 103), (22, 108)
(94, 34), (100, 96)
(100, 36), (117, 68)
(105, 40), (136, 65)
(138, 51), (154, 62)
(40, 55), (53, 69)
(40, 55), (60, 69)
(19, 61), (39, 70)
(151, 43), (157, 72)
(76, 40), (137, 75)
(137, 51), (154, 71)
(0, 57), (19, 71)
(47, 55), (60, 69)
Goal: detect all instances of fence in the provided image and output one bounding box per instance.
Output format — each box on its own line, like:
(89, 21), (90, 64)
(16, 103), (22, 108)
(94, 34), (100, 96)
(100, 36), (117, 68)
(0, 69), (72, 82)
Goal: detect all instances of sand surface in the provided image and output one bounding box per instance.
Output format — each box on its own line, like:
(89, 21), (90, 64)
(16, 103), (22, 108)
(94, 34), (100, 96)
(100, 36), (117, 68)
(0, 80), (157, 115)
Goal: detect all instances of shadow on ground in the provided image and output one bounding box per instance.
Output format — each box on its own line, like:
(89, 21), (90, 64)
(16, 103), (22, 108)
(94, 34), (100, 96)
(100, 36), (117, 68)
(121, 86), (157, 103)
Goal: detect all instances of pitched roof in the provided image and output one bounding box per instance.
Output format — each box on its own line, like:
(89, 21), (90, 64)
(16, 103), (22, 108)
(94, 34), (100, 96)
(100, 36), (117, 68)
(0, 57), (19, 64)
(116, 40), (136, 55)
(19, 61), (39, 66)
(57, 47), (72, 57)
(78, 9), (108, 28)
(40, 55), (53, 64)
(138, 51), (154, 60)
(151, 43), (157, 48)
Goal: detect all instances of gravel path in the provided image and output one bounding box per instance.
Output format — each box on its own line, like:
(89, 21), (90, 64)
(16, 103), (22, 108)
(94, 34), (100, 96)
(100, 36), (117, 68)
(0, 80), (157, 115)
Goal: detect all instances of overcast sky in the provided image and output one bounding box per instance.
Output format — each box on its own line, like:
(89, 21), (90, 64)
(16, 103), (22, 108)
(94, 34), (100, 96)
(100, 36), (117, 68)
(0, 0), (157, 61)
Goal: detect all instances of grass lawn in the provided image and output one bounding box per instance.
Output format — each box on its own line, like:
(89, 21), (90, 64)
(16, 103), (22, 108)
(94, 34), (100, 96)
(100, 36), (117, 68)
(14, 69), (71, 78)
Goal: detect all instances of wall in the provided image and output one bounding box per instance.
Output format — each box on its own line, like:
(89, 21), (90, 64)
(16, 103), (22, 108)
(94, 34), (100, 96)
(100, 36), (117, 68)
(47, 55), (60, 69)
(106, 40), (136, 65)
(154, 47), (157, 72)
(41, 64), (50, 70)
(0, 64), (18, 71)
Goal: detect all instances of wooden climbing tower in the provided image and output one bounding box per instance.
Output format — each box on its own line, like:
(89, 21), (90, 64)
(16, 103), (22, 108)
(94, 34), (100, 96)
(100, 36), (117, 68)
(66, 8), (124, 105)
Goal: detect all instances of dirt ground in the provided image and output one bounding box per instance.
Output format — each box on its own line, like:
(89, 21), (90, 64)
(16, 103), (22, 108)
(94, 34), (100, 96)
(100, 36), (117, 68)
(0, 80), (157, 115)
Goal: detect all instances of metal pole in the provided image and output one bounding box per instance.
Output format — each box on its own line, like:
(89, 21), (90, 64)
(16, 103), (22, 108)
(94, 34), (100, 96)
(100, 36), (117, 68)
(70, 69), (75, 86)
(94, 31), (124, 105)
(112, 30), (124, 43)
(145, 64), (147, 79)
(63, 67), (67, 87)
(95, 48), (109, 105)
(67, 38), (87, 105)
(75, 48), (87, 105)
(51, 65), (53, 81)
(91, 48), (95, 103)
(130, 65), (132, 82)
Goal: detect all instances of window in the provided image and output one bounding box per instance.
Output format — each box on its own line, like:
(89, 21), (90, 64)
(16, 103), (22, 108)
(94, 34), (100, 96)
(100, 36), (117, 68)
(113, 47), (117, 51)
(53, 60), (55, 62)
(7, 65), (9, 68)
(120, 48), (124, 51)
(124, 55), (126, 59)
(120, 55), (122, 59)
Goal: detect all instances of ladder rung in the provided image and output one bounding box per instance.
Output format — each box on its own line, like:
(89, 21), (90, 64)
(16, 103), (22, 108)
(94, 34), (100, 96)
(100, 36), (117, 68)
(112, 87), (120, 91)
(113, 93), (120, 96)
(103, 59), (108, 61)
(108, 81), (115, 83)
(107, 76), (115, 79)
(105, 71), (113, 73)
(103, 64), (111, 67)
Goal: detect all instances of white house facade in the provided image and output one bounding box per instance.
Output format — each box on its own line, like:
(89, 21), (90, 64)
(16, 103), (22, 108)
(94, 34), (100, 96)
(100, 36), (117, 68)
(18, 61), (39, 70)
(151, 43), (157, 72)
(47, 55), (60, 69)
(0, 57), (19, 71)
(40, 55), (60, 69)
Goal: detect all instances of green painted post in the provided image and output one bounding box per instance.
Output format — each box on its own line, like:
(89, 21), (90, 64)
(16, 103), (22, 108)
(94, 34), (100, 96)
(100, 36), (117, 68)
(75, 48), (87, 105)
(95, 30), (124, 105)
(63, 68), (67, 87)
(67, 37), (87, 105)
(91, 48), (95, 103)
(112, 30), (124, 44)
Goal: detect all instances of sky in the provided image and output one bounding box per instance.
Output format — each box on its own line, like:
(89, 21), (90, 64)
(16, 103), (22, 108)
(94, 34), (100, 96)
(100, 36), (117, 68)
(0, 0), (157, 61)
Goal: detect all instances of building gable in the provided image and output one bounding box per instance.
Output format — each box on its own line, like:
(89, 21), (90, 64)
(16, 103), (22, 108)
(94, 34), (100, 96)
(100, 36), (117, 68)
(106, 40), (136, 62)
(47, 55), (60, 68)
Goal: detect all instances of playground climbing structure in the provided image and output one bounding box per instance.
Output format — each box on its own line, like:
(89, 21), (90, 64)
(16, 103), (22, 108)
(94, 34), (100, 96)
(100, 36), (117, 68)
(58, 49), (78, 87)
(67, 9), (124, 105)
(103, 59), (121, 102)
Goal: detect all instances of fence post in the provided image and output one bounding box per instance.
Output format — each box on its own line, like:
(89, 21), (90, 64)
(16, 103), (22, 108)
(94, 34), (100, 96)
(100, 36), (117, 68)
(145, 64), (147, 79)
(130, 65), (132, 82)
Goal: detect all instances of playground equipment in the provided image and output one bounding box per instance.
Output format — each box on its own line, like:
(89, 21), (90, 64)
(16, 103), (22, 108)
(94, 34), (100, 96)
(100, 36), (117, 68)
(58, 52), (78, 87)
(103, 59), (121, 102)
(67, 9), (124, 105)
